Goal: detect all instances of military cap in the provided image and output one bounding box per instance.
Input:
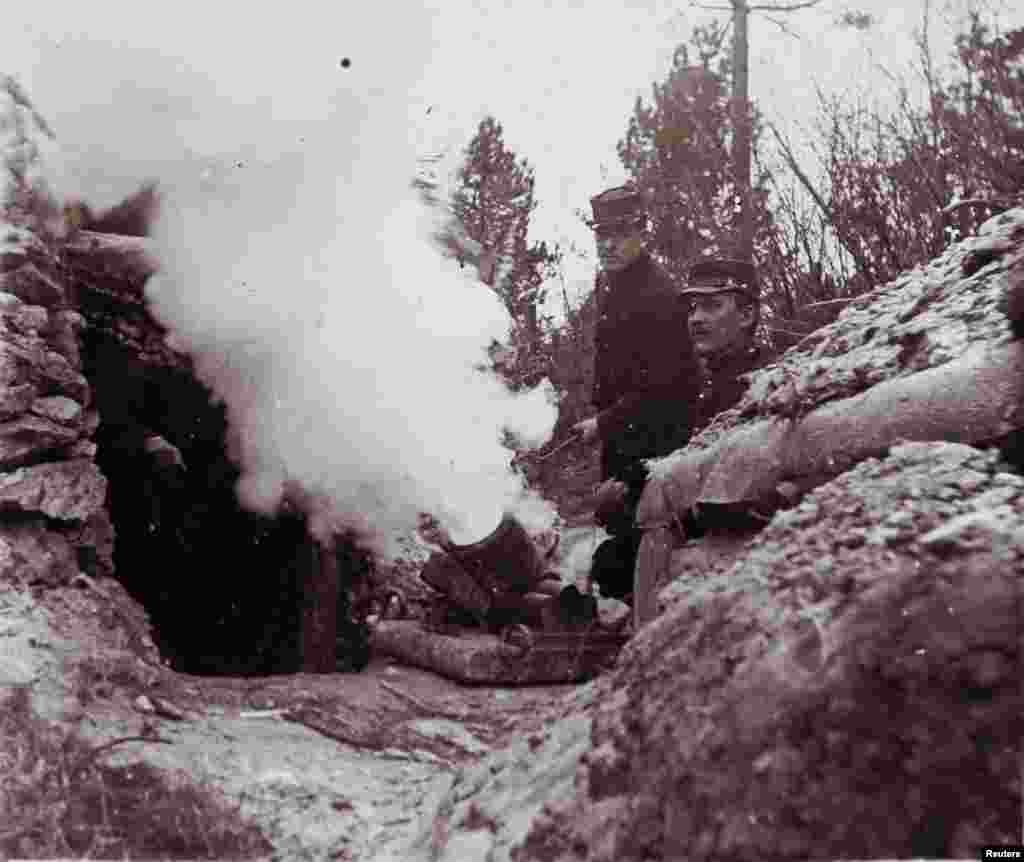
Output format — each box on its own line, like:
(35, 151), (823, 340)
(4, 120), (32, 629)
(589, 184), (646, 231)
(680, 258), (759, 303)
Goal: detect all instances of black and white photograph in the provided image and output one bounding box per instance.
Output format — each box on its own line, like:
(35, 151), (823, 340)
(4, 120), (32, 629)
(0, 0), (1020, 859)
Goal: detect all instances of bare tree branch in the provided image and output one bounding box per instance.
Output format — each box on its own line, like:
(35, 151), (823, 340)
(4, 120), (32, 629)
(767, 124), (833, 221)
(748, 0), (824, 11)
(688, 0), (733, 11)
(767, 121), (874, 279)
(761, 12), (805, 39)
(942, 197), (1017, 216)
(801, 296), (859, 308)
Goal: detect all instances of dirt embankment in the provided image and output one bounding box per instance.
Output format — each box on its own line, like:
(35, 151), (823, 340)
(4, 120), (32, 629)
(511, 441), (1022, 862)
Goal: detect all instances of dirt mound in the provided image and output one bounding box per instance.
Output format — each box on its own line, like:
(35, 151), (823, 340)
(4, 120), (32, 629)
(508, 441), (1021, 861)
(693, 207), (1024, 448)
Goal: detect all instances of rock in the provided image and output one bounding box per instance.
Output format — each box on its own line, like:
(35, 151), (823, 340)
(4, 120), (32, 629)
(0, 382), (36, 419)
(61, 439), (98, 459)
(30, 395), (83, 424)
(0, 414), (87, 468)
(0, 295), (49, 334)
(0, 520), (79, 587)
(42, 309), (84, 366)
(0, 336), (44, 387)
(0, 261), (66, 307)
(0, 459), (107, 521)
(38, 350), (90, 403)
(61, 510), (115, 578)
(143, 433), (185, 470)
(513, 442), (1022, 861)
(0, 224), (50, 272)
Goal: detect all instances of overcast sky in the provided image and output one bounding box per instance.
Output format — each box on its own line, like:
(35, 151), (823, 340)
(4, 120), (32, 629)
(7, 0), (1022, 301)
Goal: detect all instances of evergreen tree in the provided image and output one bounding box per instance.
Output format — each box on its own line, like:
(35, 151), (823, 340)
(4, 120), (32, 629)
(448, 116), (560, 387)
(617, 27), (780, 281)
(451, 117), (556, 312)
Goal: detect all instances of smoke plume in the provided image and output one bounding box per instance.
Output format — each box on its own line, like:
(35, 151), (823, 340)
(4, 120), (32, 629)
(22, 7), (560, 554)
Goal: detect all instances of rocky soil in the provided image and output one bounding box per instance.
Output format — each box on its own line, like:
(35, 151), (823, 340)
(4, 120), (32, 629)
(3, 438), (1021, 861)
(0, 574), (597, 861)
(508, 441), (1023, 861)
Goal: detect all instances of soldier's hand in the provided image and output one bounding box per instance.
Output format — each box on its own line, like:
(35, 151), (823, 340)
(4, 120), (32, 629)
(572, 416), (600, 444)
(593, 479), (630, 529)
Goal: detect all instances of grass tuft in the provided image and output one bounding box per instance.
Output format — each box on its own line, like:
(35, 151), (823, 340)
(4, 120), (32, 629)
(0, 685), (273, 860)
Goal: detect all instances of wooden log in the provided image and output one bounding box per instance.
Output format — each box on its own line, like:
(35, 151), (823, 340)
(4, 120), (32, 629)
(372, 620), (521, 684)
(301, 539), (338, 673)
(371, 620), (624, 685)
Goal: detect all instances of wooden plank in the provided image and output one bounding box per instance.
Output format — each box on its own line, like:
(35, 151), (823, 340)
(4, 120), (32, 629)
(634, 526), (674, 629)
(301, 540), (338, 673)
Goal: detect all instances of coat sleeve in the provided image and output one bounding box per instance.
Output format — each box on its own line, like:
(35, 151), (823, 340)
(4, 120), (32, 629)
(595, 298), (696, 443)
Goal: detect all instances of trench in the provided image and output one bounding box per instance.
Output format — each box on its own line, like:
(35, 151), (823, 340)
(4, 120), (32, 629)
(80, 329), (371, 676)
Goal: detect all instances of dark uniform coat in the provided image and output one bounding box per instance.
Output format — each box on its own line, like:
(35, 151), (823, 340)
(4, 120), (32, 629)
(590, 334), (770, 601)
(592, 251), (699, 488)
(690, 343), (772, 434)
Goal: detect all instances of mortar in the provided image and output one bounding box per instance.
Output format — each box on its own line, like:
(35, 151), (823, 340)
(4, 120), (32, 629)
(444, 513), (543, 594)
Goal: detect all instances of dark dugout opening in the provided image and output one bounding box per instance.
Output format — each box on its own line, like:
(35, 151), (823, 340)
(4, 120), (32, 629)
(80, 331), (371, 676)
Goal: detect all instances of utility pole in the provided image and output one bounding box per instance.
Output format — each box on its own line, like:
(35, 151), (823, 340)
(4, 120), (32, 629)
(688, 0), (823, 263)
(732, 0), (753, 262)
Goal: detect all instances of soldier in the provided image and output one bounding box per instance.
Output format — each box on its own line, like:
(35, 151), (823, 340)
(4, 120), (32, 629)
(572, 184), (699, 601)
(630, 257), (775, 628)
(679, 257), (772, 435)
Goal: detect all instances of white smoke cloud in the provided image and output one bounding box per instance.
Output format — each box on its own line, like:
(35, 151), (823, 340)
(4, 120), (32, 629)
(17, 3), (561, 553)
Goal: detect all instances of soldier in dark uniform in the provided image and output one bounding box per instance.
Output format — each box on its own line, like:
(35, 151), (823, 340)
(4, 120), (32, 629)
(680, 257), (772, 434)
(572, 185), (699, 601)
(630, 256), (774, 627)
